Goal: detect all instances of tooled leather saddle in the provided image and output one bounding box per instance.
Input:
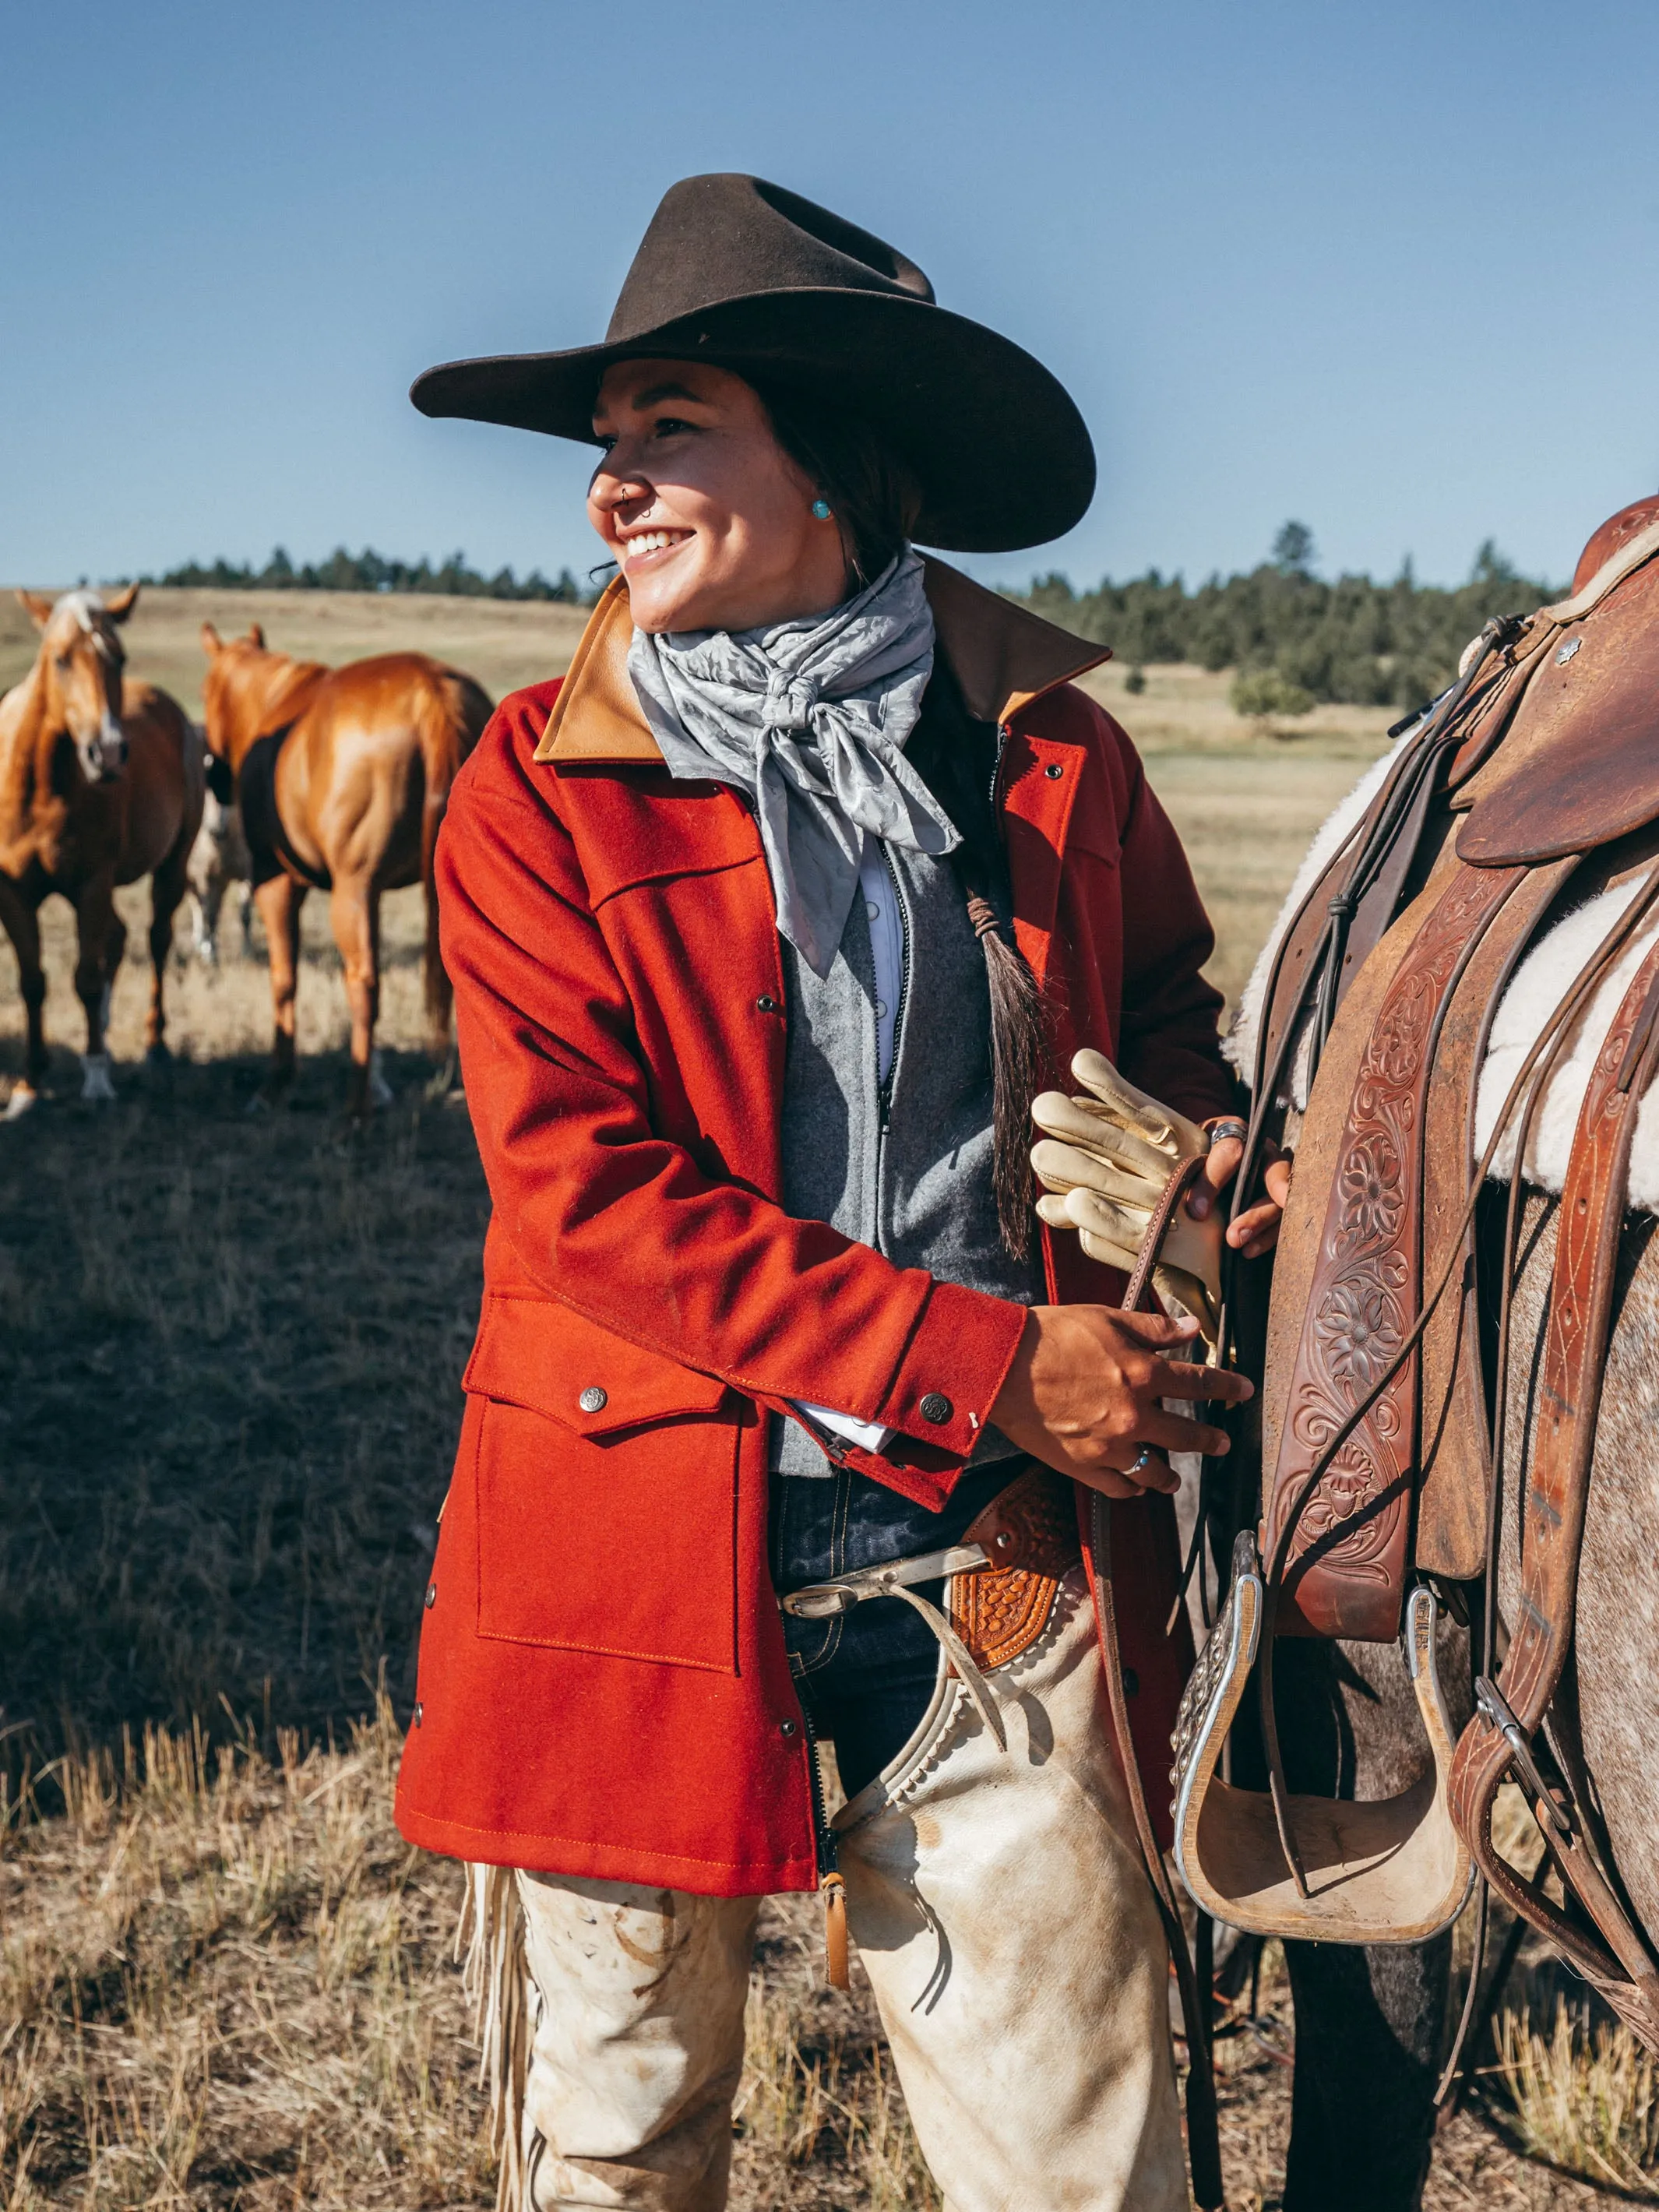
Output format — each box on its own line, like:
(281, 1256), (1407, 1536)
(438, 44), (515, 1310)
(1168, 501), (1659, 2049)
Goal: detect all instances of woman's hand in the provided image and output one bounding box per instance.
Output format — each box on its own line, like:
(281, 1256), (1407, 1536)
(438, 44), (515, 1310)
(989, 1304), (1254, 1498)
(1185, 1122), (1291, 1260)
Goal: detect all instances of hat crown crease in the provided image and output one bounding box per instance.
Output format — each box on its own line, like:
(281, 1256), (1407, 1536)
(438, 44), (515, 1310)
(606, 174), (934, 343)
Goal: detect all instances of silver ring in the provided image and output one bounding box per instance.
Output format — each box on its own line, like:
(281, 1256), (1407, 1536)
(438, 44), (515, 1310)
(1129, 1446), (1154, 1476)
(1206, 1118), (1248, 1146)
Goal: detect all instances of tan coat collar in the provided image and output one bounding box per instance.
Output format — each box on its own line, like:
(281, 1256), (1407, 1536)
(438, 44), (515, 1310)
(533, 556), (1110, 766)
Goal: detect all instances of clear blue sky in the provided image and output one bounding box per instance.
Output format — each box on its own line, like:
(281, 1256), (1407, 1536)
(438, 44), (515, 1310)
(3, 0), (1655, 594)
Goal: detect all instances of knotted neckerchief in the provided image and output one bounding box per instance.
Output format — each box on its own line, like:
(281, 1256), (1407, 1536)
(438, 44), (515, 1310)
(628, 550), (957, 977)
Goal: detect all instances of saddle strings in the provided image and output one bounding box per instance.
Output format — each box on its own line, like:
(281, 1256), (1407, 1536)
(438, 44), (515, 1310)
(1254, 854), (1659, 1896)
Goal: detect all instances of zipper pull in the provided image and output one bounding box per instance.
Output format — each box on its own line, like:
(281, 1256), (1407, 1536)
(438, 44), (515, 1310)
(821, 1871), (850, 1989)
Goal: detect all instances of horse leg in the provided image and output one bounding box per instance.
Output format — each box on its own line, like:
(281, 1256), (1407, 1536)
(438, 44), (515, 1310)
(253, 872), (307, 1104)
(1268, 1626), (1470, 2212)
(192, 879), (223, 966)
(1281, 1927), (1449, 2211)
(329, 876), (387, 1118)
(145, 840), (190, 1065)
(72, 876), (121, 1103)
(0, 884), (48, 1113)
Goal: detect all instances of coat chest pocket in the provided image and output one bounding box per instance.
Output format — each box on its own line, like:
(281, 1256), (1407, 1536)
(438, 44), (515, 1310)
(465, 1294), (741, 1673)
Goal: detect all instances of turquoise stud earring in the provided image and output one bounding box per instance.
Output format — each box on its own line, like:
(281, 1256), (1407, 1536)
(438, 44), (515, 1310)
(811, 498), (833, 520)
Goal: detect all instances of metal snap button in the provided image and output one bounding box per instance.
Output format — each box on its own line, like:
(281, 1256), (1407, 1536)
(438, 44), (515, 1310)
(756, 994), (780, 1013)
(424, 1583), (437, 1608)
(579, 1386), (608, 1414)
(1044, 763), (1064, 779)
(413, 1702), (424, 1727)
(919, 1391), (953, 1424)
(780, 1718), (798, 1738)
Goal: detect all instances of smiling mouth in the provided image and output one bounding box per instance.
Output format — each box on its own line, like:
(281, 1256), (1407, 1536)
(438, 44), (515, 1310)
(619, 529), (692, 565)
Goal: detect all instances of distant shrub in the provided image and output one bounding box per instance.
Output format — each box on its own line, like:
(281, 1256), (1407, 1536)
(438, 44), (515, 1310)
(1231, 668), (1316, 723)
(1123, 666), (1147, 695)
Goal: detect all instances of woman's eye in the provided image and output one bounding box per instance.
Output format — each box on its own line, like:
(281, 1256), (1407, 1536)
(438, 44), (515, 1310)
(593, 434), (618, 454)
(651, 416), (693, 439)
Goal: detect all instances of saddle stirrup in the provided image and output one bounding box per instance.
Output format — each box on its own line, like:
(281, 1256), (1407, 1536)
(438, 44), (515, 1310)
(1170, 1531), (1474, 1943)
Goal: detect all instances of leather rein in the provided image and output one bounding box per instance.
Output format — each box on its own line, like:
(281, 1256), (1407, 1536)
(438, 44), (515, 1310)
(1093, 1147), (1221, 2207)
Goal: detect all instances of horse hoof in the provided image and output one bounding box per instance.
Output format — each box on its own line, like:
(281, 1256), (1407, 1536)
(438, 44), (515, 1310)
(79, 1054), (117, 1104)
(2, 1084), (38, 1122)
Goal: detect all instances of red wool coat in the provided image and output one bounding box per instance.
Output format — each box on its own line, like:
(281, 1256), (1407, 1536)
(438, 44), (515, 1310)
(395, 559), (1232, 1893)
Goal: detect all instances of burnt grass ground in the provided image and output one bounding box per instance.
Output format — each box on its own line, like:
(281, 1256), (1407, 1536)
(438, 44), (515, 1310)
(0, 639), (1644, 2203)
(0, 1051), (481, 1764)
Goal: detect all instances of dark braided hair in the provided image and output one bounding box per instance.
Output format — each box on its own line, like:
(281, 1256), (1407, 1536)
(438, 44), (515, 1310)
(905, 661), (1055, 1265)
(754, 379), (1055, 1261)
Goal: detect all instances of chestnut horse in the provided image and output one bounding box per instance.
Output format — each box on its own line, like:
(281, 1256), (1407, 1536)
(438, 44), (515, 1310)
(199, 624), (491, 1115)
(0, 586), (202, 1115)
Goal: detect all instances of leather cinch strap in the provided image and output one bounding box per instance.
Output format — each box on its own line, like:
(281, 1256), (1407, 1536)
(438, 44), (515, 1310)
(1448, 931), (1659, 2041)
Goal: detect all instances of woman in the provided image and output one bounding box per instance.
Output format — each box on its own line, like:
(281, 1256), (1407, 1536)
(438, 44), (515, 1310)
(398, 174), (1281, 2212)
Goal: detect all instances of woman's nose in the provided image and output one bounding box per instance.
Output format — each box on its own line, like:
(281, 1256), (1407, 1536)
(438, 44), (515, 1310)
(591, 463), (653, 516)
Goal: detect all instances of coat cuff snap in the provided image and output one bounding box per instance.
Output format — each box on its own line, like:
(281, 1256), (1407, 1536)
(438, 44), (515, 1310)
(875, 1280), (1030, 1467)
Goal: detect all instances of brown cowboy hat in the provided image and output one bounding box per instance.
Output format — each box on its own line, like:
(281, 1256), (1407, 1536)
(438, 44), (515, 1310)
(410, 173), (1094, 554)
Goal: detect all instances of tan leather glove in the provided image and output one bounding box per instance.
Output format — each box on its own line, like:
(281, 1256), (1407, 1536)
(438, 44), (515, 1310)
(1030, 1048), (1224, 1344)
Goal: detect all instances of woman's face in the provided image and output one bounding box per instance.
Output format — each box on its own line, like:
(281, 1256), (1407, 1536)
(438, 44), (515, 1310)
(589, 359), (850, 634)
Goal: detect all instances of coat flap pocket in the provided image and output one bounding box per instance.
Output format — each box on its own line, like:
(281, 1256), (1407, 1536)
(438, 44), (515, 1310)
(464, 1294), (729, 1436)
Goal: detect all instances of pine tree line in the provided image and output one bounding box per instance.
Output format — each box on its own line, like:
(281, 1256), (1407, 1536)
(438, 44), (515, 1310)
(145, 523), (1563, 715)
(1012, 523), (1562, 713)
(143, 544), (599, 604)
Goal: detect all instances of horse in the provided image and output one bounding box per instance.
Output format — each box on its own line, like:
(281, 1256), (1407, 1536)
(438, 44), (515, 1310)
(1154, 494), (1659, 2208)
(0, 586), (203, 1115)
(198, 622), (492, 1115)
(182, 741), (254, 963)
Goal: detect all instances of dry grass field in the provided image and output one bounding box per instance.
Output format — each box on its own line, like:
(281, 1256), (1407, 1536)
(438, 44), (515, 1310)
(0, 588), (1647, 2208)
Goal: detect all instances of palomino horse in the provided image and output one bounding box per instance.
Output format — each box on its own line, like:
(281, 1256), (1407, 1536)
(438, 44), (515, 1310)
(0, 586), (202, 1114)
(199, 625), (491, 1115)
(1143, 494), (1659, 2209)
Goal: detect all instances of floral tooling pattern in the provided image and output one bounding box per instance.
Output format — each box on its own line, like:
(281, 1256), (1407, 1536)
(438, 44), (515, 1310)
(1271, 864), (1520, 1634)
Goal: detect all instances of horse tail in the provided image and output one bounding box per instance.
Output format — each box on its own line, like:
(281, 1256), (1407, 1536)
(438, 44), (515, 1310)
(417, 670), (493, 1047)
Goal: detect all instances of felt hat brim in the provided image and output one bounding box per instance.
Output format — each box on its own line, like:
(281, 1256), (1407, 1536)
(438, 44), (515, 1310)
(410, 288), (1094, 555)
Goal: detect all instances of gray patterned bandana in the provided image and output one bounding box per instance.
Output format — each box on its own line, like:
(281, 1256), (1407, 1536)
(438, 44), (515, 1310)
(628, 550), (956, 977)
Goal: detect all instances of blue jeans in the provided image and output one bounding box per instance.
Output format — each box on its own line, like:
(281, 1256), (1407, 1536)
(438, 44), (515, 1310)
(769, 1460), (1020, 1799)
